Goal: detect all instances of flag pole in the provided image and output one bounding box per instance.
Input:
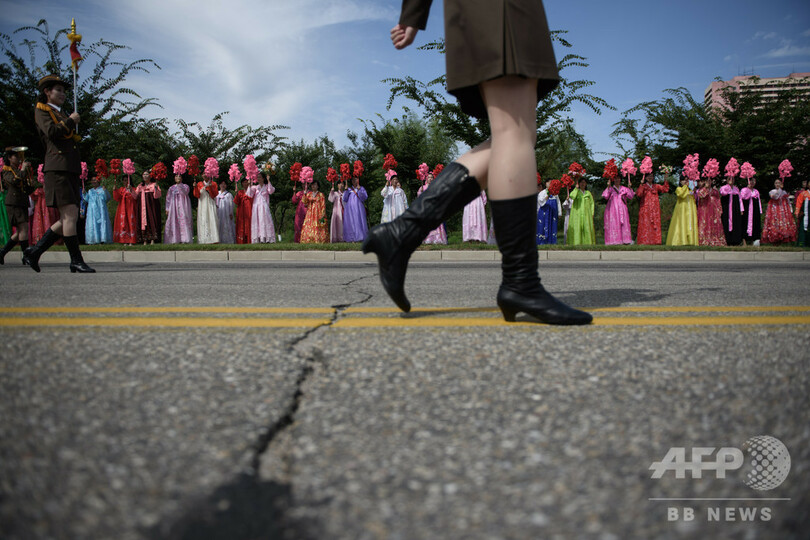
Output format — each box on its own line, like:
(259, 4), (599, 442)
(67, 18), (82, 115)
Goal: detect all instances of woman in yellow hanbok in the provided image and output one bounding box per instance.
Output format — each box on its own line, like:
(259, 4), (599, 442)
(666, 178), (699, 246)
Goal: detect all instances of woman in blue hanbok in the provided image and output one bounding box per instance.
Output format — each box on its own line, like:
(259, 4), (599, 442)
(536, 181), (560, 245)
(83, 178), (113, 244)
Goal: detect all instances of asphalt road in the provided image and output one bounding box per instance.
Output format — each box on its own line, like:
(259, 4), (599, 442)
(1, 259), (809, 539)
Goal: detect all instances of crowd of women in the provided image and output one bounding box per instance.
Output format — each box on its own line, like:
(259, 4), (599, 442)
(535, 157), (807, 248)
(4, 151), (807, 257)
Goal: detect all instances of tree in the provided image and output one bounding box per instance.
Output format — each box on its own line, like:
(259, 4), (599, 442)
(382, 31), (613, 173)
(615, 81), (810, 190)
(0, 19), (161, 165)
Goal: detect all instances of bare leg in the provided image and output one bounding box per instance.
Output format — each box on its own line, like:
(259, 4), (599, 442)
(16, 223), (29, 242)
(455, 140), (491, 189)
(479, 76), (538, 200)
(52, 204), (79, 237)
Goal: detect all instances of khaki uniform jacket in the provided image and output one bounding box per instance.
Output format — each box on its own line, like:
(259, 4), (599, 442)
(2, 166), (29, 208)
(35, 104), (81, 174)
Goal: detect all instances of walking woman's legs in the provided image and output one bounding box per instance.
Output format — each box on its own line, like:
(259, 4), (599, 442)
(482, 76), (592, 325)
(25, 202), (94, 272)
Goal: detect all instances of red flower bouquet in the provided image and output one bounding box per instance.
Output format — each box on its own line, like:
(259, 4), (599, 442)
(602, 159), (618, 181)
(353, 160), (364, 178)
(548, 179), (562, 196)
(432, 164), (444, 178)
(383, 153), (398, 171)
(536, 172), (543, 185)
(290, 162), (302, 183)
(109, 158), (122, 177)
(151, 162), (167, 181)
(326, 167), (338, 183)
(561, 174), (574, 189)
(94, 158), (109, 179)
(568, 162), (586, 178)
(187, 155), (200, 177)
(340, 163), (351, 183)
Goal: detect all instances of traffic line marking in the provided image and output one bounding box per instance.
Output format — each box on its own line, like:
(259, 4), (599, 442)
(0, 306), (333, 314)
(1, 308), (809, 329)
(0, 316), (330, 329)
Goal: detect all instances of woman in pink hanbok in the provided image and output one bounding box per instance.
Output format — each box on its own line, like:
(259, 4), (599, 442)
(164, 174), (193, 244)
(418, 173), (447, 244)
(463, 190), (488, 242)
(248, 173), (276, 243)
(602, 177), (634, 245)
(328, 181), (345, 243)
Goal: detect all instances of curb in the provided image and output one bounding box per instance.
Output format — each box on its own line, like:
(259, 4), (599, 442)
(43, 249), (810, 263)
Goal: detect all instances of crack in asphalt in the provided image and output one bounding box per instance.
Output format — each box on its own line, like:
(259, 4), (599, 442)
(249, 272), (377, 476)
(153, 271), (381, 539)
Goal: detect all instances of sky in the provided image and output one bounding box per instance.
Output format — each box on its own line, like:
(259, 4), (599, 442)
(2, 0), (809, 162)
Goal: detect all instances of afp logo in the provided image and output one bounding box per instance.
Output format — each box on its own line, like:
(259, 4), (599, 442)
(650, 435), (791, 490)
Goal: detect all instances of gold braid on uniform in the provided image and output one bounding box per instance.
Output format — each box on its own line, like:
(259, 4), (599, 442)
(36, 102), (82, 142)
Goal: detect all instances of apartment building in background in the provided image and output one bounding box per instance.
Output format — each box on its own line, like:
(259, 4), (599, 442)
(704, 72), (810, 110)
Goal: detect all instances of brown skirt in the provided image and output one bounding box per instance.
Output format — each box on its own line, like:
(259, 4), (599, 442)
(44, 171), (81, 208)
(444, 0), (560, 119)
(5, 205), (28, 227)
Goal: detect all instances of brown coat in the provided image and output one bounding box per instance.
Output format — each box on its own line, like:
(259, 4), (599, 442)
(2, 166), (30, 207)
(34, 104), (81, 174)
(399, 0), (560, 118)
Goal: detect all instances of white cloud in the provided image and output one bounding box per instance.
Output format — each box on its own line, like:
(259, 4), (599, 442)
(84, 0), (399, 151)
(753, 31), (778, 40)
(760, 42), (810, 58)
(803, 28), (810, 37)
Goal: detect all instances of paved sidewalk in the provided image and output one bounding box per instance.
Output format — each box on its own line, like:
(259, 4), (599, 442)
(35, 249), (810, 264)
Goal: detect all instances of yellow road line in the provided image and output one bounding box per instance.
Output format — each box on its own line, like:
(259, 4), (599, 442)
(331, 315), (810, 328)
(0, 316), (330, 329)
(590, 306), (810, 313)
(0, 306), (334, 315)
(342, 305), (810, 314)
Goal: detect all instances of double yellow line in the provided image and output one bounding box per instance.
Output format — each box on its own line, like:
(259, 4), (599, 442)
(1, 306), (809, 329)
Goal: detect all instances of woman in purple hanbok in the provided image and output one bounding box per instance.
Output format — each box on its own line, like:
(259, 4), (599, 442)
(602, 178), (634, 245)
(328, 181), (345, 242)
(248, 173), (276, 243)
(342, 176), (368, 242)
(215, 181), (236, 244)
(164, 174), (193, 244)
(462, 190), (488, 242)
(418, 173), (447, 244)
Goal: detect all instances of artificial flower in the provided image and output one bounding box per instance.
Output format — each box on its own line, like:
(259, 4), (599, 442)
(173, 156), (187, 175)
(94, 158), (108, 179)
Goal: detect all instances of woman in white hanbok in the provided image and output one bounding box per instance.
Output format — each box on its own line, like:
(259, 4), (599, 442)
(215, 181), (236, 244)
(194, 178), (220, 244)
(380, 172), (408, 223)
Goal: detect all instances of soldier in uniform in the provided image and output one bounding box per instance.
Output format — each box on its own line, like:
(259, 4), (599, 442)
(24, 74), (94, 272)
(0, 147), (33, 264)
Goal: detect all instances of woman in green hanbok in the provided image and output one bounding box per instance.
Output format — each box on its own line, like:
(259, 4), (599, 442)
(567, 178), (595, 245)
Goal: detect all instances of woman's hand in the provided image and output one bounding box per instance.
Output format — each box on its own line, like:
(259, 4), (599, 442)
(69, 112), (81, 125)
(391, 24), (418, 50)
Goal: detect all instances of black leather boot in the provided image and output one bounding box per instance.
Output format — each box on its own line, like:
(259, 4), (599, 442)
(0, 239), (17, 265)
(362, 162), (481, 312)
(492, 195), (592, 325)
(64, 235), (95, 273)
(23, 229), (60, 273)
